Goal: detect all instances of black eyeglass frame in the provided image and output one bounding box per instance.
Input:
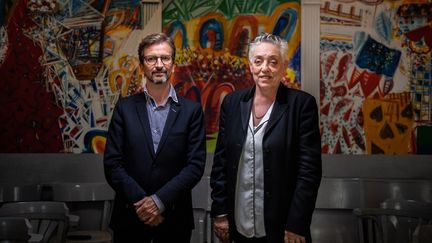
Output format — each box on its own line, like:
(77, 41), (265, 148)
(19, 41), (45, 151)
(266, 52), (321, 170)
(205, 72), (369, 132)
(143, 55), (173, 65)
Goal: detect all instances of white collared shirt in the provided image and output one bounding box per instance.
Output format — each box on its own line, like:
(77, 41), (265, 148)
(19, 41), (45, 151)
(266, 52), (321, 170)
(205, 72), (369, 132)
(235, 103), (274, 238)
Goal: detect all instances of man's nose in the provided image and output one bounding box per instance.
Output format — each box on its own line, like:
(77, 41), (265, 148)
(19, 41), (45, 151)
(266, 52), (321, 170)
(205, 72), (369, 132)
(155, 57), (164, 68)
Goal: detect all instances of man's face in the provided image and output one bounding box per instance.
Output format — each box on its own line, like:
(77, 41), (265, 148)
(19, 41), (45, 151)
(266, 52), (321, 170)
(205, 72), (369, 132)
(249, 42), (287, 90)
(141, 42), (174, 84)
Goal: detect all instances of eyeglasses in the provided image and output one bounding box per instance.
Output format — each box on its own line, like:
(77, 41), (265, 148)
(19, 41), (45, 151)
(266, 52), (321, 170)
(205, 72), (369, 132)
(143, 55), (173, 65)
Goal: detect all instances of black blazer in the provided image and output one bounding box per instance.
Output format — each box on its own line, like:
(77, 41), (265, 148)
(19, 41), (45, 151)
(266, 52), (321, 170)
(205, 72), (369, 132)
(210, 84), (322, 243)
(104, 92), (206, 235)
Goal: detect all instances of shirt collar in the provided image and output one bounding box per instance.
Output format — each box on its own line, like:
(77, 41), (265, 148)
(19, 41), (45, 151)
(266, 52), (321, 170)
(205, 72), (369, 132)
(143, 84), (178, 108)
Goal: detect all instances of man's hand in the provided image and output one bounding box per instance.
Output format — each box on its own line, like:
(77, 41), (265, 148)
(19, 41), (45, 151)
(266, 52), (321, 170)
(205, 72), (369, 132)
(213, 216), (229, 243)
(284, 230), (305, 243)
(146, 213), (164, 226)
(134, 197), (164, 226)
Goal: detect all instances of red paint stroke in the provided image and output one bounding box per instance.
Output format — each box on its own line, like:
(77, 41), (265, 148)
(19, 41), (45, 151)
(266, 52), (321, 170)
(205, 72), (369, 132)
(321, 102), (330, 116)
(320, 80), (326, 104)
(335, 53), (352, 83)
(330, 120), (339, 135)
(322, 144), (329, 153)
(229, 16), (259, 56)
(333, 139), (342, 154)
(406, 25), (432, 51)
(360, 70), (382, 97)
(343, 107), (353, 122)
(334, 98), (353, 114)
(348, 66), (361, 89)
(324, 51), (337, 76)
(357, 109), (364, 127)
(342, 126), (351, 147)
(331, 84), (347, 98)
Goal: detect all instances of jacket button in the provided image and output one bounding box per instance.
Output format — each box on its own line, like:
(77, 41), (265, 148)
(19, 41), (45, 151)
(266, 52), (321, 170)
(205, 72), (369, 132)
(265, 191), (271, 197)
(152, 163), (157, 168)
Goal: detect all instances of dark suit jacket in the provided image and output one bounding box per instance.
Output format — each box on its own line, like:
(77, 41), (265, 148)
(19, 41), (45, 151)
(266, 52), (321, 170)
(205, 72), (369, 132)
(103, 92), (206, 237)
(210, 84), (322, 243)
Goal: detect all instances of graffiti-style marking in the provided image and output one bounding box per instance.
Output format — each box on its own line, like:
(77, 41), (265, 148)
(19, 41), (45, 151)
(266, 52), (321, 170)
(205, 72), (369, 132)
(363, 92), (414, 154)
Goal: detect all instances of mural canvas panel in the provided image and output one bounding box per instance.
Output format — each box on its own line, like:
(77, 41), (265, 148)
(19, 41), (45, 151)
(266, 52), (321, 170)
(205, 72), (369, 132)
(0, 0), (147, 153)
(0, 0), (301, 153)
(320, 0), (431, 154)
(162, 0), (302, 152)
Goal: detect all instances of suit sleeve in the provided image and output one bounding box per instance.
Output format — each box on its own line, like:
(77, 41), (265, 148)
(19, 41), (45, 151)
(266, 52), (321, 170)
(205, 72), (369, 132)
(286, 95), (322, 235)
(103, 99), (147, 204)
(210, 96), (229, 217)
(155, 103), (206, 209)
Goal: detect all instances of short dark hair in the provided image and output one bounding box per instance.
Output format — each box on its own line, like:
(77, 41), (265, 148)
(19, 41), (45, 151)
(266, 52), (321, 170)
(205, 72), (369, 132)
(138, 33), (176, 65)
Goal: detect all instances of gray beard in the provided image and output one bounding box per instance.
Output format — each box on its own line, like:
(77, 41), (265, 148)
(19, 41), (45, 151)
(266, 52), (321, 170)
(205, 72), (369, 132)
(147, 73), (168, 84)
(152, 76), (167, 84)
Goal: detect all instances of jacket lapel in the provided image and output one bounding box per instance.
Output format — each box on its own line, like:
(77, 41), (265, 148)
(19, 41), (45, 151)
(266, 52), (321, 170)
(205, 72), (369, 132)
(155, 101), (180, 157)
(240, 100), (252, 134)
(240, 87), (254, 133)
(265, 85), (290, 135)
(135, 94), (156, 158)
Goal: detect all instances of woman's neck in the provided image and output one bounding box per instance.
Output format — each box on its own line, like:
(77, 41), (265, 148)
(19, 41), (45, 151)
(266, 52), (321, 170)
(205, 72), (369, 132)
(254, 85), (277, 104)
(252, 86), (277, 126)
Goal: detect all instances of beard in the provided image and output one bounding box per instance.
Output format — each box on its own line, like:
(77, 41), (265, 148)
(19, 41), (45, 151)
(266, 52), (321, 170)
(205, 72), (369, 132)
(147, 71), (169, 84)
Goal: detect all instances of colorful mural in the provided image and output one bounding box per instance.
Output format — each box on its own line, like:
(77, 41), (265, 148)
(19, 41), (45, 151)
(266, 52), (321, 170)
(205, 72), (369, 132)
(163, 0), (302, 151)
(0, 0), (301, 153)
(0, 0), (145, 153)
(320, 0), (431, 154)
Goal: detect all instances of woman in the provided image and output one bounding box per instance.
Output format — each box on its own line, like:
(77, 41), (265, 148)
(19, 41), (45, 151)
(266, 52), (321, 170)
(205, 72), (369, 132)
(210, 33), (322, 243)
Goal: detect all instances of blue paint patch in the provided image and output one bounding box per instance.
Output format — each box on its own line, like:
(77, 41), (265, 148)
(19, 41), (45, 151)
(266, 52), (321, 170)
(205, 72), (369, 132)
(355, 36), (401, 77)
(166, 20), (188, 49)
(199, 19), (224, 50)
(272, 8), (297, 42)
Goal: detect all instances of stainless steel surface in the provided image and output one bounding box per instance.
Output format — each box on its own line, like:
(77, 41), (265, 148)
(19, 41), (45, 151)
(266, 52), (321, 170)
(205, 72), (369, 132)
(321, 154), (432, 179)
(316, 178), (432, 209)
(316, 178), (362, 209)
(311, 209), (358, 243)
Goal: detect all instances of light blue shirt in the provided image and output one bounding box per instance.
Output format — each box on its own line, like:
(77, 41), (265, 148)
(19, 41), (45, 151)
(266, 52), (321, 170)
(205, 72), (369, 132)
(143, 84), (178, 212)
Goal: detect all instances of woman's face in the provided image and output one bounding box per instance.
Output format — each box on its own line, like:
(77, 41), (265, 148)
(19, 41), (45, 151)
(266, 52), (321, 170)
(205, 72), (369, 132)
(249, 42), (287, 90)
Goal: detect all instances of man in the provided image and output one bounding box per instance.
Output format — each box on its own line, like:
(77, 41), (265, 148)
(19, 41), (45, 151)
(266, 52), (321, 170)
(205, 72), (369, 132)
(210, 33), (322, 243)
(104, 33), (206, 243)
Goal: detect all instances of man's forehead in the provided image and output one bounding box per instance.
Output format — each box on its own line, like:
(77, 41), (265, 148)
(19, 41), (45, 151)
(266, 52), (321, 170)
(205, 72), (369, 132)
(144, 42), (172, 52)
